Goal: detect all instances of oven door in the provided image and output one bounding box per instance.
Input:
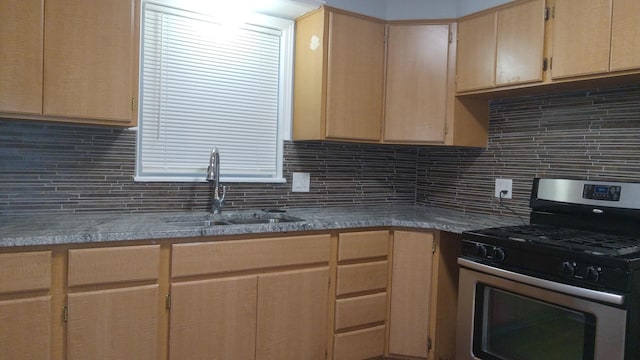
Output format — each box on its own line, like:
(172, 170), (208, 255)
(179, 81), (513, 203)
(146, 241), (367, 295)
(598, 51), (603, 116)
(457, 258), (627, 360)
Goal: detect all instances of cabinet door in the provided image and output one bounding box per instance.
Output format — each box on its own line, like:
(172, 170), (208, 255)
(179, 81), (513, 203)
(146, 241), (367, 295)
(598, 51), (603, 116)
(456, 12), (497, 92)
(610, 0), (640, 72)
(388, 231), (434, 358)
(0, 0), (43, 114)
(256, 267), (329, 360)
(384, 24), (449, 143)
(67, 285), (159, 360)
(496, 0), (546, 86)
(43, 0), (138, 123)
(326, 12), (384, 141)
(551, 0), (612, 79)
(0, 296), (51, 360)
(169, 276), (258, 360)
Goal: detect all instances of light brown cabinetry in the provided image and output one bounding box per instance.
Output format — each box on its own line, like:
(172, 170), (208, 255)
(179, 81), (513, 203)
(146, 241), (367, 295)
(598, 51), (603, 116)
(456, 0), (545, 92)
(293, 7), (385, 142)
(0, 0), (43, 115)
(0, 0), (139, 126)
(332, 230), (389, 360)
(384, 24), (450, 143)
(610, 0), (640, 71)
(65, 245), (160, 360)
(551, 0), (612, 79)
(170, 235), (331, 360)
(0, 251), (52, 360)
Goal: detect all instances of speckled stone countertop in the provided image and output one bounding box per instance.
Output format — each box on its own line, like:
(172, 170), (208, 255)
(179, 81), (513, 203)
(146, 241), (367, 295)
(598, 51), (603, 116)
(0, 205), (525, 247)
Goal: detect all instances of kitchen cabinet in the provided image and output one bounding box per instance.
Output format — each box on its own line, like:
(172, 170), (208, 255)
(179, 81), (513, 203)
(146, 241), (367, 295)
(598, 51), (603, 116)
(610, 0), (640, 72)
(169, 235), (331, 360)
(65, 245), (160, 360)
(293, 7), (385, 142)
(388, 231), (460, 360)
(383, 23), (450, 143)
(332, 231), (389, 360)
(0, 0), (139, 126)
(0, 0), (43, 115)
(551, 0), (612, 79)
(456, 11), (497, 92)
(44, 0), (139, 125)
(456, 0), (545, 91)
(0, 251), (52, 360)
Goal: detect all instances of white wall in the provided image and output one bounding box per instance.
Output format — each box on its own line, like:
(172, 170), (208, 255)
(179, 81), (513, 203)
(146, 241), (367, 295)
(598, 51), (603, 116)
(323, 0), (515, 19)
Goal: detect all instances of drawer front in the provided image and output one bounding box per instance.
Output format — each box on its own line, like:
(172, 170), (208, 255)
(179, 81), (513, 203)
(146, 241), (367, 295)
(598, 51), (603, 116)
(335, 292), (387, 331)
(338, 231), (388, 261)
(0, 251), (51, 294)
(172, 234), (331, 278)
(336, 260), (388, 296)
(68, 245), (160, 287)
(333, 325), (386, 360)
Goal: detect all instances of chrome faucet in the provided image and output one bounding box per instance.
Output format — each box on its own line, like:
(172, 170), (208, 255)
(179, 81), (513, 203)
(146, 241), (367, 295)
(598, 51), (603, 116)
(206, 147), (226, 214)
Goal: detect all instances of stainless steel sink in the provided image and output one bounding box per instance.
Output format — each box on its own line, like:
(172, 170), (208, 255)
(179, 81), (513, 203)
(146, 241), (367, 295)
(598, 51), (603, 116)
(162, 212), (304, 227)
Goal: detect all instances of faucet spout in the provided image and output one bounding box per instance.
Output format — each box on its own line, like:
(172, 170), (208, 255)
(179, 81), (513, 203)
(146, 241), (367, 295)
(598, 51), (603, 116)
(206, 147), (226, 214)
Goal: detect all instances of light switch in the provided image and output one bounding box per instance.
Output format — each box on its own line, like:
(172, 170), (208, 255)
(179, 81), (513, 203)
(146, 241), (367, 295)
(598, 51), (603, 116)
(292, 172), (310, 192)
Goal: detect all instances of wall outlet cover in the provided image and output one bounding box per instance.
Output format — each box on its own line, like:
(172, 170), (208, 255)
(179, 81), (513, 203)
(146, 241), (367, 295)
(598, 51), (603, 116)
(495, 178), (513, 199)
(292, 172), (310, 192)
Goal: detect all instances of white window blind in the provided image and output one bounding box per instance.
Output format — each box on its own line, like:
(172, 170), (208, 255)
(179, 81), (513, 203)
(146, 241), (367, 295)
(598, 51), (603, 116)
(137, 2), (292, 182)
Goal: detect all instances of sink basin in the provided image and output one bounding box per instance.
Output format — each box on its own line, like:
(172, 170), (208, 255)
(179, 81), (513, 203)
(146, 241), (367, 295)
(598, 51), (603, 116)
(162, 212), (304, 227)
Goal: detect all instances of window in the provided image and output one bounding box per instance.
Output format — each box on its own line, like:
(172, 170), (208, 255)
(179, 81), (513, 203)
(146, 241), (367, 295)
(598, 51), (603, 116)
(136, 1), (294, 182)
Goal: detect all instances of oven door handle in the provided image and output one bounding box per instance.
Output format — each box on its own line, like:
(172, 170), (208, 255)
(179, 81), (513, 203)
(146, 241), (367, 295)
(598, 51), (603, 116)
(458, 258), (625, 306)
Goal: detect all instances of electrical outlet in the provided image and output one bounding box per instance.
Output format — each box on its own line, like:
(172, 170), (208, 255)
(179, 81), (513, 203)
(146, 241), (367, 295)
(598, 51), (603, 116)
(292, 172), (310, 192)
(495, 178), (513, 199)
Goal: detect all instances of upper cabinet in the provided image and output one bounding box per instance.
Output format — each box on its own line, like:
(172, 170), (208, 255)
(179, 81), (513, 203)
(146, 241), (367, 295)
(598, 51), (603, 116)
(456, 0), (546, 92)
(293, 8), (385, 142)
(551, 0), (612, 79)
(44, 0), (139, 124)
(0, 0), (43, 115)
(0, 0), (139, 127)
(384, 24), (450, 144)
(609, 0), (640, 72)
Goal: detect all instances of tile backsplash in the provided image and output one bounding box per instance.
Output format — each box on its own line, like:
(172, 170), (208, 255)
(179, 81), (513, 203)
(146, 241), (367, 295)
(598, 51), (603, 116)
(0, 121), (417, 215)
(2, 84), (639, 217)
(417, 85), (640, 217)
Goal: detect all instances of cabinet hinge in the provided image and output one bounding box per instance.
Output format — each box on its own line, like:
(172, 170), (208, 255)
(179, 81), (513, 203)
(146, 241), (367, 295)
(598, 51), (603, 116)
(448, 31), (453, 43)
(444, 123), (449, 135)
(427, 336), (433, 353)
(542, 57), (549, 71)
(544, 7), (550, 21)
(63, 305), (68, 322)
(131, 97), (137, 111)
(432, 241), (437, 254)
(165, 294), (171, 310)
(550, 57), (553, 70)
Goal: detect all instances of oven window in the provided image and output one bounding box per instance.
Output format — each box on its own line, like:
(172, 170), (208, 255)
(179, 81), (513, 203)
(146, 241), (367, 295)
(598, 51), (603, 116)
(474, 286), (596, 360)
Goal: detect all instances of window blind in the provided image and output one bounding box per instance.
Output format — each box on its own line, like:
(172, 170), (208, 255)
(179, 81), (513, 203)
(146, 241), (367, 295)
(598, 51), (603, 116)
(138, 3), (285, 181)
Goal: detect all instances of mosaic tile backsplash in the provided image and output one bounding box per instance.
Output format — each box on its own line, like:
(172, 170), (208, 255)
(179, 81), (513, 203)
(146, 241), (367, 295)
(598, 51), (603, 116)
(1, 85), (639, 217)
(416, 85), (640, 218)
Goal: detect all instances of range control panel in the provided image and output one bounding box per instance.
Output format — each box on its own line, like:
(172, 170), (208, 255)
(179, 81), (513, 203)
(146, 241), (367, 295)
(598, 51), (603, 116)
(583, 184), (621, 202)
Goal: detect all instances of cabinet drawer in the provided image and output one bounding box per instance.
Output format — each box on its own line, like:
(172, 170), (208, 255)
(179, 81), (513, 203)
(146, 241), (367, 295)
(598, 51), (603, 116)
(333, 325), (385, 360)
(68, 245), (160, 287)
(338, 231), (388, 261)
(0, 251), (51, 294)
(335, 292), (387, 331)
(172, 234), (331, 278)
(336, 261), (388, 296)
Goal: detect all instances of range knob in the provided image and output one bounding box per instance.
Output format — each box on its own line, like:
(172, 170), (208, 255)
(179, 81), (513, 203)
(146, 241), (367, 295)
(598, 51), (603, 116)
(561, 261), (575, 278)
(585, 266), (601, 282)
(475, 244), (488, 258)
(492, 247), (506, 263)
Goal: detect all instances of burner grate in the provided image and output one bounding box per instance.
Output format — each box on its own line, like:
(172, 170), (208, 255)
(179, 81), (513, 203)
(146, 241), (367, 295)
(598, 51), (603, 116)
(479, 225), (640, 256)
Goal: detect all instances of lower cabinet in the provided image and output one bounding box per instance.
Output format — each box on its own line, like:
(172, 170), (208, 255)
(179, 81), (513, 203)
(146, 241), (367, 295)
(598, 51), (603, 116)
(170, 235), (331, 360)
(65, 245), (161, 360)
(0, 251), (52, 360)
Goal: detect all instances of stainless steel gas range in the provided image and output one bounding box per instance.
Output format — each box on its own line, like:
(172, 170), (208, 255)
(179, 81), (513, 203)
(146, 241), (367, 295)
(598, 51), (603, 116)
(457, 178), (640, 360)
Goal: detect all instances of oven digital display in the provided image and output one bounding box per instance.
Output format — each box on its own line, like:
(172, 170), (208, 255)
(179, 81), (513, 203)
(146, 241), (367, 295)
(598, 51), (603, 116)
(582, 184), (621, 201)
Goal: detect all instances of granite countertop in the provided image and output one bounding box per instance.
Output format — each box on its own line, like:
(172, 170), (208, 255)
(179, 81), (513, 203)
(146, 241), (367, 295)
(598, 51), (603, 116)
(0, 205), (524, 247)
